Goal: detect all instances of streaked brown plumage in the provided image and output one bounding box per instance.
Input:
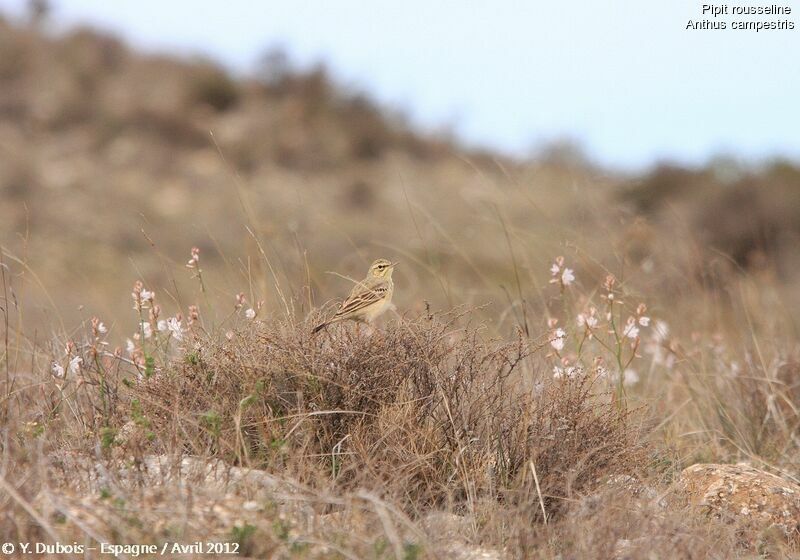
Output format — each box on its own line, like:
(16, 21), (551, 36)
(313, 259), (396, 333)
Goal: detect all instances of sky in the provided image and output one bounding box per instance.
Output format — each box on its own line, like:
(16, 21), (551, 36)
(1, 0), (799, 170)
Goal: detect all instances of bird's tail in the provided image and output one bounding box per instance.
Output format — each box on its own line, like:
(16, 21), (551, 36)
(313, 315), (345, 334)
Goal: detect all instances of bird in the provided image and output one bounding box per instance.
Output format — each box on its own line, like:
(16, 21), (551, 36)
(313, 258), (397, 333)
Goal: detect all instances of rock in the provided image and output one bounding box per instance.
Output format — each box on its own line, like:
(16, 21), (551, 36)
(678, 463), (800, 543)
(419, 513), (505, 559)
(319, 510), (501, 559)
(441, 545), (504, 560)
(141, 455), (292, 495)
(49, 453), (294, 498)
(43, 453), (507, 559)
(420, 512), (473, 542)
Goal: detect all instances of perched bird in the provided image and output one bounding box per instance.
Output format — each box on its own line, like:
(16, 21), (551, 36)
(313, 258), (397, 333)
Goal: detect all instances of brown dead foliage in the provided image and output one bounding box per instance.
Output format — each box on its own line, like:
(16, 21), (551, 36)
(135, 310), (647, 523)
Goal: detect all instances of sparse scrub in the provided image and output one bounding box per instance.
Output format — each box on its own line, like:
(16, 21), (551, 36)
(131, 307), (646, 522)
(4, 231), (800, 557)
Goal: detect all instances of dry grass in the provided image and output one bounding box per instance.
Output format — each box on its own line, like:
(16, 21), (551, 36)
(3, 255), (798, 557)
(132, 310), (646, 519)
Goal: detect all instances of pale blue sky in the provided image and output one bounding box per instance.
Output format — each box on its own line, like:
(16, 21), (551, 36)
(2, 0), (799, 169)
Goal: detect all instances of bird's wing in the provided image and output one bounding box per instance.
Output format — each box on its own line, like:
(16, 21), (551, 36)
(334, 282), (389, 319)
(345, 279), (371, 300)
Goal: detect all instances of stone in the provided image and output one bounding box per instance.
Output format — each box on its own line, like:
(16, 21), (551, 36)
(420, 512), (473, 542)
(678, 463), (800, 543)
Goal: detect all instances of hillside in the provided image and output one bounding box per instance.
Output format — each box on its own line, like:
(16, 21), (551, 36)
(3, 16), (800, 330)
(1, 15), (514, 328)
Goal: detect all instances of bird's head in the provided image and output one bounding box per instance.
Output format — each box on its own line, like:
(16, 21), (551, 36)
(368, 258), (397, 279)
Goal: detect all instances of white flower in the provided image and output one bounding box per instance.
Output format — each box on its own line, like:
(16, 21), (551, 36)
(68, 356), (83, 374)
(644, 321), (674, 369)
(140, 289), (154, 302)
(555, 365), (581, 379)
(140, 322), (152, 339)
(245, 308), (256, 319)
(157, 320), (168, 332)
(622, 368), (639, 386)
(51, 362), (65, 378)
(126, 338), (136, 356)
(97, 322), (108, 334)
(638, 316), (650, 327)
(235, 292), (246, 309)
(551, 328), (566, 351)
(242, 500), (259, 512)
(549, 258), (574, 287)
(186, 247), (200, 269)
(586, 315), (598, 328)
(623, 318), (639, 340)
(166, 317), (183, 341)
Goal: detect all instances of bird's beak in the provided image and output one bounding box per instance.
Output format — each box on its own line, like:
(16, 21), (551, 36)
(390, 261), (399, 267)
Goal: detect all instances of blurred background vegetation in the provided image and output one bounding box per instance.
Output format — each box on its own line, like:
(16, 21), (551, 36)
(1, 8), (798, 339)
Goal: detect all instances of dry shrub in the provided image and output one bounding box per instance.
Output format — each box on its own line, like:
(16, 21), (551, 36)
(133, 309), (648, 524)
(186, 62), (240, 112)
(622, 162), (800, 273)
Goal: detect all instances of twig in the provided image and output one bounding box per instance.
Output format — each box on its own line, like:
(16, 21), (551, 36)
(529, 459), (548, 525)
